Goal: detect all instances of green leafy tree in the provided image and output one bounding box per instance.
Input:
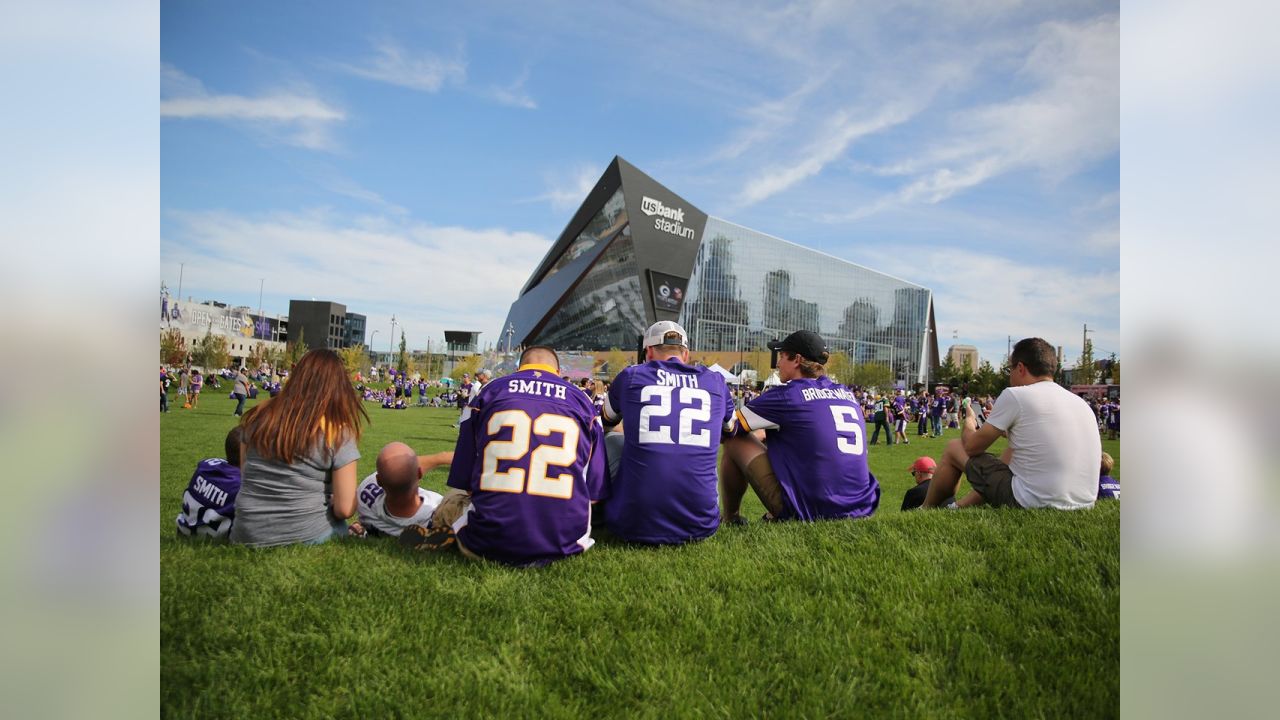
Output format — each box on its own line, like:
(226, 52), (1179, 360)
(450, 354), (484, 383)
(972, 360), (999, 397)
(850, 362), (894, 390)
(193, 326), (231, 371)
(161, 328), (187, 366)
(825, 351), (853, 385)
(936, 354), (959, 385)
(284, 327), (308, 369)
(339, 344), (367, 379)
(397, 331), (409, 376)
(1076, 339), (1096, 385)
(1108, 353), (1119, 385)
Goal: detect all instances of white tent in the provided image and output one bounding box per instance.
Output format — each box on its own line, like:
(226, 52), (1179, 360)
(707, 363), (740, 384)
(763, 371), (783, 387)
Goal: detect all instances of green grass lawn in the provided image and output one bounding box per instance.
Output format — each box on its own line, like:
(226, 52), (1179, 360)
(161, 392), (1120, 718)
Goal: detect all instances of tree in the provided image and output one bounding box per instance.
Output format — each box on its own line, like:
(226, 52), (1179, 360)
(972, 360), (999, 397)
(193, 326), (230, 371)
(397, 331), (409, 376)
(284, 327), (308, 369)
(1108, 353), (1120, 385)
(161, 328), (186, 366)
(450, 354), (484, 382)
(339, 344), (367, 379)
(992, 356), (1012, 396)
(936, 354), (959, 385)
(825, 351), (853, 385)
(1076, 339), (1096, 385)
(850, 362), (894, 390)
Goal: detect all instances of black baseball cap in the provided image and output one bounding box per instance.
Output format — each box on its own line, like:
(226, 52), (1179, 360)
(767, 330), (829, 363)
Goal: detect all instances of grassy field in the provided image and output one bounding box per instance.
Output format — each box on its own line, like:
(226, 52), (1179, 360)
(161, 390), (1120, 718)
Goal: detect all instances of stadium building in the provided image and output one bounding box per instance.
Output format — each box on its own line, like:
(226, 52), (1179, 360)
(502, 157), (940, 384)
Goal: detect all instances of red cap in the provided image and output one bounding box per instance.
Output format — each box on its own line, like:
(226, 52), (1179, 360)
(909, 457), (937, 473)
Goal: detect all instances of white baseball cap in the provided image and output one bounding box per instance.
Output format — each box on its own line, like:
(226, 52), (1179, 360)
(643, 320), (689, 348)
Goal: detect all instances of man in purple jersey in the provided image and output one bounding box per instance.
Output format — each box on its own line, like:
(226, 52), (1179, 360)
(600, 321), (736, 545)
(422, 346), (609, 567)
(720, 330), (880, 523)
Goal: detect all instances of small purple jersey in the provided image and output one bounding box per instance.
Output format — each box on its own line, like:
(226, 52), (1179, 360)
(738, 376), (880, 521)
(1098, 474), (1120, 500)
(176, 458), (241, 539)
(601, 359), (736, 544)
(930, 395), (948, 416)
(447, 363), (608, 567)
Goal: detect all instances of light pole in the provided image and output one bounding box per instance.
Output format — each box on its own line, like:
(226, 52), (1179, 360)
(370, 330), (379, 366)
(389, 315), (397, 367)
(505, 323), (515, 354)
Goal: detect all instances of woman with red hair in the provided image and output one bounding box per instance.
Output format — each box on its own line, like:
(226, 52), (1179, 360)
(231, 349), (368, 547)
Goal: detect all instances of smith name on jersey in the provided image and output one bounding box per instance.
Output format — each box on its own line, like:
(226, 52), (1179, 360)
(446, 364), (608, 567)
(602, 358), (736, 544)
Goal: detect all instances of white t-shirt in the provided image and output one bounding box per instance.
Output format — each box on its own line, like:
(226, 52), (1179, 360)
(984, 381), (1101, 510)
(355, 474), (444, 537)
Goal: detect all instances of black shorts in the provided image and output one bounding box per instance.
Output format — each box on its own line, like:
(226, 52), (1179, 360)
(964, 453), (1023, 508)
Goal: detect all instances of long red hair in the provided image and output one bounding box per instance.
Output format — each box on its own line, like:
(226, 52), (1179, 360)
(241, 348), (367, 464)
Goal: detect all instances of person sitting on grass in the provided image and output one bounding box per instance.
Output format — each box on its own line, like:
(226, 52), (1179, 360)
(922, 337), (1101, 510)
(900, 456), (954, 511)
(402, 346), (609, 566)
(719, 330), (880, 524)
(176, 427), (244, 540)
(348, 442), (453, 538)
(1098, 452), (1120, 500)
(231, 348), (366, 547)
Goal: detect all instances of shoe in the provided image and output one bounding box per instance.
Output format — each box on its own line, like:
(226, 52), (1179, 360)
(724, 514), (748, 527)
(399, 523), (456, 552)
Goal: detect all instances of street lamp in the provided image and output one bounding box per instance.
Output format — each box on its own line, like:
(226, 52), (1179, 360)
(390, 315), (397, 360)
(369, 330), (379, 366)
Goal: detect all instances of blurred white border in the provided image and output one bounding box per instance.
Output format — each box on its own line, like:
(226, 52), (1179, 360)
(0, 1), (159, 718)
(1124, 0), (1279, 717)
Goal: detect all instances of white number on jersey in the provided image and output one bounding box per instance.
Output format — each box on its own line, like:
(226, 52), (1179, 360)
(637, 385), (713, 448)
(479, 410), (581, 499)
(829, 405), (865, 456)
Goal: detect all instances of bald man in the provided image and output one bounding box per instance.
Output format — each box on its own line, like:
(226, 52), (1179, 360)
(349, 442), (454, 537)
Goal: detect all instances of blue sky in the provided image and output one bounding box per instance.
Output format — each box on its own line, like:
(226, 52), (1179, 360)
(161, 0), (1118, 365)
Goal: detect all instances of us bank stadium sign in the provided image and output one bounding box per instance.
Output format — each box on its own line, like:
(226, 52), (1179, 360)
(641, 196), (696, 240)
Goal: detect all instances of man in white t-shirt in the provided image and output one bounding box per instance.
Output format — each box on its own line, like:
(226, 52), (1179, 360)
(923, 337), (1101, 510)
(349, 442), (454, 537)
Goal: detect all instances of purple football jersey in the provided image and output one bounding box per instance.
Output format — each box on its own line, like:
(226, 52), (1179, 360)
(738, 376), (880, 521)
(930, 395), (948, 416)
(447, 363), (608, 567)
(1098, 474), (1120, 500)
(601, 359), (736, 544)
(176, 458), (242, 539)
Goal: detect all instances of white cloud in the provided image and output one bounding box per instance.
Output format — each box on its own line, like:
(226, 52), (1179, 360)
(480, 66), (537, 109)
(735, 102), (919, 207)
(162, 209), (552, 348)
(522, 164), (599, 212)
(855, 244), (1119, 364)
(160, 64), (344, 150)
(335, 39), (465, 92)
(832, 14), (1118, 219)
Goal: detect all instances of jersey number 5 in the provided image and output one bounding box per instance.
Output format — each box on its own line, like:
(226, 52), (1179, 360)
(830, 405), (865, 455)
(480, 410), (580, 499)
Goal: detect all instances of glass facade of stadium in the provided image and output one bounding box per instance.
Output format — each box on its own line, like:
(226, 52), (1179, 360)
(503, 157), (939, 384)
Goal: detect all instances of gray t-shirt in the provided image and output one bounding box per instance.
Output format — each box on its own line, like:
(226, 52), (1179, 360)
(234, 372), (250, 396)
(230, 434), (361, 547)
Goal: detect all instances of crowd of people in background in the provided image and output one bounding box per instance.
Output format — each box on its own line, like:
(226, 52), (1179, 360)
(171, 331), (1119, 568)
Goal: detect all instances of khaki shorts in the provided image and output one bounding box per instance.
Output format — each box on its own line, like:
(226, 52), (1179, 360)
(964, 453), (1023, 508)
